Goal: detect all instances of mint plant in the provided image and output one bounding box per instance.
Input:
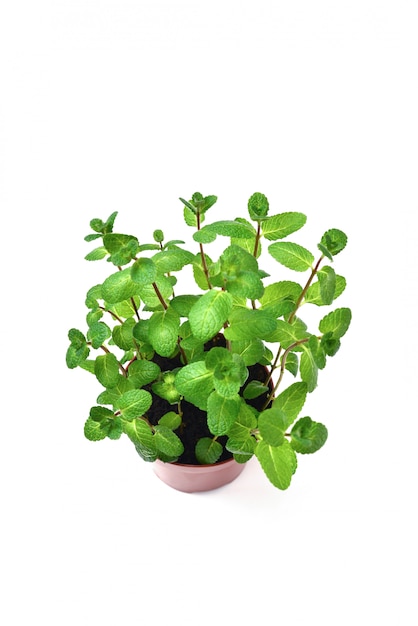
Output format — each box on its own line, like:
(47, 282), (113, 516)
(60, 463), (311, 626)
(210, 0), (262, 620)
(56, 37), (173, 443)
(66, 192), (351, 490)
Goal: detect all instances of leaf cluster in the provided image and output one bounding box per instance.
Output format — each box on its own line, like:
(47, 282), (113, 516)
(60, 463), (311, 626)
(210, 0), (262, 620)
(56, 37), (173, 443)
(67, 193), (351, 491)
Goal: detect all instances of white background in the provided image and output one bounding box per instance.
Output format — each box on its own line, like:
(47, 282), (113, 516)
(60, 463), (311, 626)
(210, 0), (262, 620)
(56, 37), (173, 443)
(1, 1), (417, 624)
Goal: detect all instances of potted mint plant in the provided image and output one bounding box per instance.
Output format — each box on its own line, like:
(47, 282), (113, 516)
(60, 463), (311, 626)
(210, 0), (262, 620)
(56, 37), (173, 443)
(66, 192), (351, 492)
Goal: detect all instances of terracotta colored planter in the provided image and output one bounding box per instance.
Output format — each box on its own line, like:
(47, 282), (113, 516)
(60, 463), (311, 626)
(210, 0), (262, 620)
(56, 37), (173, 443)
(154, 457), (246, 493)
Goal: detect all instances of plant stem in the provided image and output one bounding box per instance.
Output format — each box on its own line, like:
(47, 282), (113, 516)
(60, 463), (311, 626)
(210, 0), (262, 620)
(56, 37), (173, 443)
(261, 338), (309, 410)
(97, 343), (128, 377)
(99, 306), (124, 324)
(288, 255), (324, 324)
(196, 212), (212, 289)
(130, 297), (140, 321)
(152, 282), (168, 310)
(253, 221), (262, 258)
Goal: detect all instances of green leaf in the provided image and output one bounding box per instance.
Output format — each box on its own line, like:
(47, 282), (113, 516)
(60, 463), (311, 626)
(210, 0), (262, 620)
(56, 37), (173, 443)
(103, 233), (140, 266)
(308, 335), (326, 369)
(66, 341), (90, 369)
(193, 220), (255, 244)
(262, 212), (307, 240)
(94, 353), (121, 388)
(89, 405), (114, 422)
(272, 382), (307, 429)
(225, 271), (264, 300)
(318, 266), (336, 305)
(152, 247), (194, 273)
(97, 376), (134, 408)
(152, 372), (182, 404)
(255, 440), (297, 490)
(230, 338), (265, 366)
(300, 345), (318, 392)
(207, 391), (241, 436)
(248, 192), (269, 221)
(265, 319), (308, 348)
(84, 417), (107, 441)
(226, 435), (256, 459)
(268, 242), (314, 272)
(127, 359), (161, 387)
(171, 295), (200, 317)
(87, 321), (111, 349)
(116, 389), (152, 421)
(319, 307), (352, 339)
(224, 308), (277, 341)
(284, 352), (299, 377)
(102, 268), (140, 304)
(138, 275), (173, 310)
(304, 275), (346, 306)
(123, 418), (157, 461)
(131, 257), (157, 285)
(148, 307), (180, 357)
(158, 412), (182, 430)
(321, 333), (341, 357)
(189, 290), (233, 343)
(195, 438), (223, 464)
(112, 318), (136, 351)
(291, 416), (328, 454)
(259, 281), (302, 317)
(320, 229), (347, 256)
(175, 361), (214, 410)
(154, 425), (184, 458)
(243, 380), (269, 400)
(258, 408), (287, 446)
(85, 246), (108, 261)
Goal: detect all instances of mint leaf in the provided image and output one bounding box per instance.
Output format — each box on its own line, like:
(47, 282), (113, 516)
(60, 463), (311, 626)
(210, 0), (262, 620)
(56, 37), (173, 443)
(127, 360), (160, 387)
(207, 391), (241, 436)
(152, 247), (194, 273)
(174, 361), (214, 410)
(195, 438), (223, 464)
(268, 242), (314, 272)
(87, 321), (111, 349)
(255, 439), (297, 490)
(94, 353), (120, 388)
(103, 233), (140, 266)
(300, 345), (318, 392)
(102, 268), (140, 304)
(193, 220), (255, 244)
(154, 425), (184, 458)
(148, 307), (180, 357)
(189, 290), (233, 343)
(304, 274), (346, 306)
(320, 229), (347, 257)
(85, 246), (108, 261)
(131, 258), (157, 285)
(259, 281), (302, 317)
(272, 382), (308, 428)
(248, 192), (269, 220)
(317, 266), (336, 305)
(230, 338), (265, 366)
(290, 416), (328, 454)
(319, 307), (352, 339)
(158, 412), (182, 430)
(84, 417), (107, 441)
(224, 308), (277, 341)
(243, 380), (269, 400)
(262, 212), (307, 240)
(258, 408), (287, 446)
(123, 418), (157, 461)
(116, 389), (152, 421)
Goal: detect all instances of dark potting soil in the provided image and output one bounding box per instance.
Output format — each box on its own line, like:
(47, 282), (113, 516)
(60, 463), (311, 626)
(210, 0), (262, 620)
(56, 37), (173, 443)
(146, 337), (272, 465)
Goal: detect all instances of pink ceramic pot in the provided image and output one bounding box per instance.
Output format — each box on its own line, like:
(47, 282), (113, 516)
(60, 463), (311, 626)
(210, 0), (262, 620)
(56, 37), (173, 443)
(154, 458), (246, 493)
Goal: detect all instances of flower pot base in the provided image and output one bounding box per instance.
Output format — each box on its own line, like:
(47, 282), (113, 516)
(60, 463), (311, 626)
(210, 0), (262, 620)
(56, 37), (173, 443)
(154, 458), (246, 493)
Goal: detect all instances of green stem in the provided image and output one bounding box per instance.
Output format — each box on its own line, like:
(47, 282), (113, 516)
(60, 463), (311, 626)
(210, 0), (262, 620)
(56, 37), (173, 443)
(261, 338), (309, 410)
(197, 212), (212, 289)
